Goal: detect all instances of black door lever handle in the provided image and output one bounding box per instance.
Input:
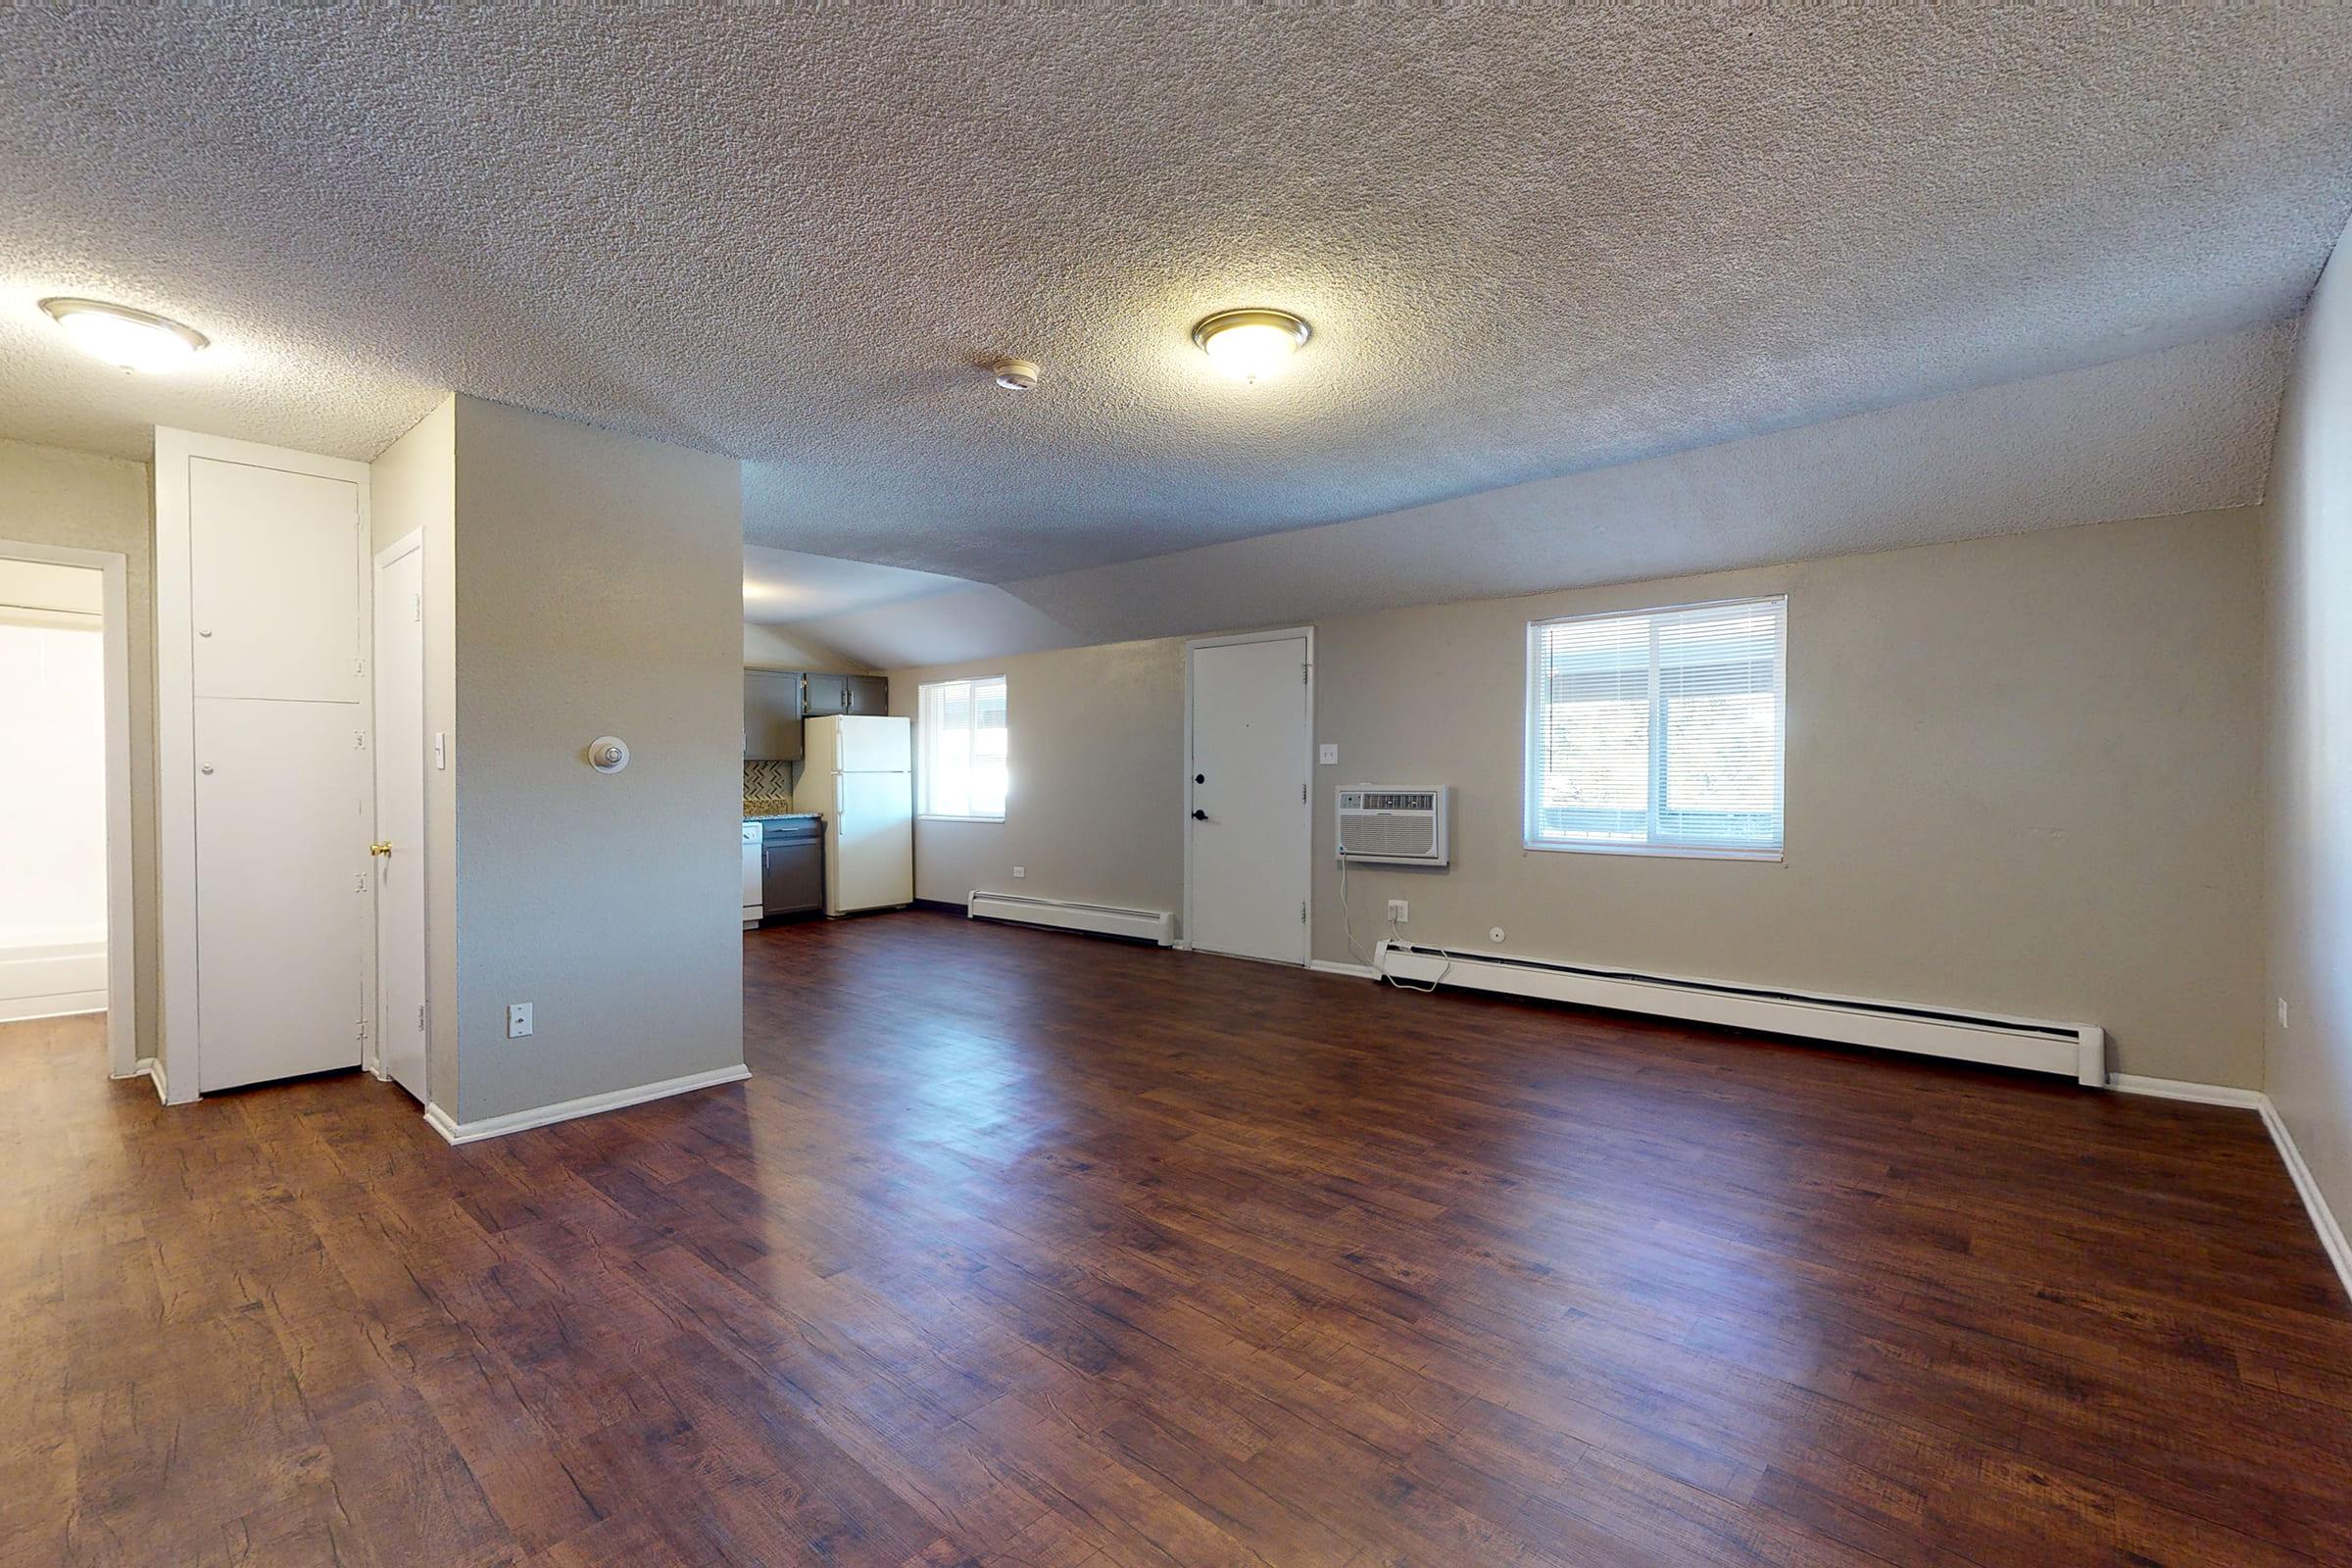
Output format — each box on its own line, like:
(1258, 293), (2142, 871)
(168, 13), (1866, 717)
(1191, 808), (1208, 820)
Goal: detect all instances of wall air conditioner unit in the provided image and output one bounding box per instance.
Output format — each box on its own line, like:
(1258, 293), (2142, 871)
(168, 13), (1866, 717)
(1337, 786), (1450, 866)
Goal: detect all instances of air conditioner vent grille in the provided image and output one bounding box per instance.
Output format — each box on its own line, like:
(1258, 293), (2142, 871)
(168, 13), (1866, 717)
(1337, 785), (1450, 866)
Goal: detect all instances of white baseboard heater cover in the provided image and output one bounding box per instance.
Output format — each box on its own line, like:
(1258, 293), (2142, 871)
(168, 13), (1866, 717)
(1373, 941), (2106, 1086)
(968, 892), (1176, 947)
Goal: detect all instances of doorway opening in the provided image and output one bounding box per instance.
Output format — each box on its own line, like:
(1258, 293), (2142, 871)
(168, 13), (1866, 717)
(0, 540), (137, 1082)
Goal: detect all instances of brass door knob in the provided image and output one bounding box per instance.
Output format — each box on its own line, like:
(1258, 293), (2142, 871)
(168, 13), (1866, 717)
(369, 841), (393, 857)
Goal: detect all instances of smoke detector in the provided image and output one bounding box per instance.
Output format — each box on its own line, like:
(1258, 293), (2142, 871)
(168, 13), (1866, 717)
(989, 358), (1041, 391)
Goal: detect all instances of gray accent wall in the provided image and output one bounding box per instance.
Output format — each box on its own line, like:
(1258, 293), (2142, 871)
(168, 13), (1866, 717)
(447, 396), (744, 1123)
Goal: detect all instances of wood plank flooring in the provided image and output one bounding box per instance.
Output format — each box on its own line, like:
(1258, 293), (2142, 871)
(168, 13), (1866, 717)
(6, 907), (2351, 1566)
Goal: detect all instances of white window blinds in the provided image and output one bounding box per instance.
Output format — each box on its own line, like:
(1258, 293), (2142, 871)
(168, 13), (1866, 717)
(918, 675), (1008, 819)
(1524, 597), (1785, 857)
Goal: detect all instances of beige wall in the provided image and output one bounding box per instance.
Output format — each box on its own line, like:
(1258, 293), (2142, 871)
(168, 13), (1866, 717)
(448, 397), (744, 1123)
(890, 638), (1187, 909)
(0, 438), (158, 1064)
(1312, 511), (2265, 1085)
(899, 511), (2266, 1086)
(2267, 223), (2352, 1235)
(369, 399), (460, 1102)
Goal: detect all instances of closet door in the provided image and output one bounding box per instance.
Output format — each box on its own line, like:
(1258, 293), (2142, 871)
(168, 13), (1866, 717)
(193, 698), (369, 1091)
(188, 458), (364, 702)
(159, 431), (374, 1099)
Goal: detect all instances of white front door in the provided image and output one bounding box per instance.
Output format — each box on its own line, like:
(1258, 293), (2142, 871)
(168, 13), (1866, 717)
(1187, 631), (1311, 964)
(372, 539), (427, 1102)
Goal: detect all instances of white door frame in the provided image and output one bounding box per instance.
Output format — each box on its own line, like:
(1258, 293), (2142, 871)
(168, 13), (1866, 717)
(1181, 625), (1315, 963)
(0, 537), (137, 1083)
(155, 427), (372, 1104)
(371, 529), (427, 1095)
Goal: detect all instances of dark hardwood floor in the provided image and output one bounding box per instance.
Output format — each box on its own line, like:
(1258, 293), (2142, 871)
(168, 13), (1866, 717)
(6, 909), (2350, 1566)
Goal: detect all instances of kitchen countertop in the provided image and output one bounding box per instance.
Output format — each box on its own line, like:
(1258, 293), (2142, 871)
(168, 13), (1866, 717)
(744, 810), (822, 822)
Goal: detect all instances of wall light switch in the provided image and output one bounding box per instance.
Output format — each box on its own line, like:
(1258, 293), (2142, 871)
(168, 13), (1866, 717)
(1012, 865), (1027, 879)
(1319, 743), (1339, 764)
(507, 1003), (533, 1039)
(434, 731), (449, 770)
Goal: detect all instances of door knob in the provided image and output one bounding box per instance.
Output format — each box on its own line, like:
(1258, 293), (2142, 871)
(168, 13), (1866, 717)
(1195, 773), (1205, 784)
(1191, 808), (1208, 821)
(369, 841), (393, 857)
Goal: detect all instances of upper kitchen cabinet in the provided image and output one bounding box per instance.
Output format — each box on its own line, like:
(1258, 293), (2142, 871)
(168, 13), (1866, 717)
(744, 669), (805, 760)
(807, 672), (890, 717)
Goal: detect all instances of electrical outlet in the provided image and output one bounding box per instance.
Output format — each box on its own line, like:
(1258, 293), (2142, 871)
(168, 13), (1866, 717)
(1319, 743), (1339, 764)
(507, 1003), (533, 1039)
(1387, 899), (1409, 923)
(1012, 865), (1027, 878)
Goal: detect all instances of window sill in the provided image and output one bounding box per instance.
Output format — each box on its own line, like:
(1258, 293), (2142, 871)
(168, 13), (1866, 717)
(1523, 839), (1782, 862)
(919, 813), (1006, 824)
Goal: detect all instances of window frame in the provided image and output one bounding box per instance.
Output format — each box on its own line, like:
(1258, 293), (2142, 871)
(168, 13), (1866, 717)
(1521, 595), (1787, 862)
(915, 673), (1009, 822)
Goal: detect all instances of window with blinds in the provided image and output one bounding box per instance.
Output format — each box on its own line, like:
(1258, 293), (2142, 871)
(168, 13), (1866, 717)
(1523, 597), (1786, 858)
(918, 675), (1009, 820)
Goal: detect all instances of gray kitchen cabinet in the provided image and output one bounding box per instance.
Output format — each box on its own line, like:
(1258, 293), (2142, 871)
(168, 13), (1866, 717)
(803, 671), (850, 717)
(760, 818), (824, 916)
(804, 672), (891, 718)
(744, 670), (805, 760)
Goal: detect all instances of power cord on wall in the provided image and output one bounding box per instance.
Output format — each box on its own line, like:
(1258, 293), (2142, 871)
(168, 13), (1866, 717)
(1338, 853), (1450, 994)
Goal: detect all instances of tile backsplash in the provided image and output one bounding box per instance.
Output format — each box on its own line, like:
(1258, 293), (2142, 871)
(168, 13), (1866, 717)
(744, 760), (796, 813)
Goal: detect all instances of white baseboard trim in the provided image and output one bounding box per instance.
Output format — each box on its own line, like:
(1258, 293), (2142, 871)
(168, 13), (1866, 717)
(117, 1055), (168, 1102)
(0, 993), (106, 1023)
(2110, 1073), (2350, 1302)
(1307, 958), (1379, 979)
(423, 1062), (751, 1146)
(2260, 1096), (2352, 1304)
(2106, 1073), (2266, 1108)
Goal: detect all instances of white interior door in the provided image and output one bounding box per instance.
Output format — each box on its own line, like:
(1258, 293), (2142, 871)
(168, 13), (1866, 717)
(189, 458), (363, 703)
(194, 697), (368, 1091)
(1187, 632), (1311, 964)
(831, 770), (913, 913)
(372, 541), (427, 1102)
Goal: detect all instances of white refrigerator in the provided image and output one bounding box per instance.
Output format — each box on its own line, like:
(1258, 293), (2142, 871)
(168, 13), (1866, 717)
(802, 714), (914, 915)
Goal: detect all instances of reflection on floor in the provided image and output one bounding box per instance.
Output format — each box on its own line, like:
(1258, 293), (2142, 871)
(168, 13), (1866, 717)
(6, 909), (2349, 1566)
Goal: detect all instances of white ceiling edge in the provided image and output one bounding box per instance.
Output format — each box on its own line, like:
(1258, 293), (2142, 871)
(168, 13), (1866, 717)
(743, 620), (875, 675)
(762, 318), (2290, 669)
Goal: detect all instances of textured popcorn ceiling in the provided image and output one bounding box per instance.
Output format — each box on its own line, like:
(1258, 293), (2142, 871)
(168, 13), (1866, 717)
(773, 321), (2295, 667)
(2, 7), (2348, 588)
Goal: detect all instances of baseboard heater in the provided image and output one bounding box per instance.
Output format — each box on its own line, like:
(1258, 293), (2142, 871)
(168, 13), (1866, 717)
(968, 892), (1176, 947)
(1373, 940), (2106, 1086)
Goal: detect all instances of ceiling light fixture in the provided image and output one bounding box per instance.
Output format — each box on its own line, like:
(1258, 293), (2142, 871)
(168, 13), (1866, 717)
(40, 296), (210, 372)
(1192, 307), (1310, 383)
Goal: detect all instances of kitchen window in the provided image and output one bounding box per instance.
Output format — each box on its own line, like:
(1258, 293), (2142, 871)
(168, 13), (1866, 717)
(1524, 597), (1786, 858)
(918, 674), (1008, 820)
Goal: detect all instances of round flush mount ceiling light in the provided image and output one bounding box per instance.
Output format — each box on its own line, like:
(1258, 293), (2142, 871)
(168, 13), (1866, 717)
(40, 297), (210, 372)
(1192, 307), (1310, 383)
